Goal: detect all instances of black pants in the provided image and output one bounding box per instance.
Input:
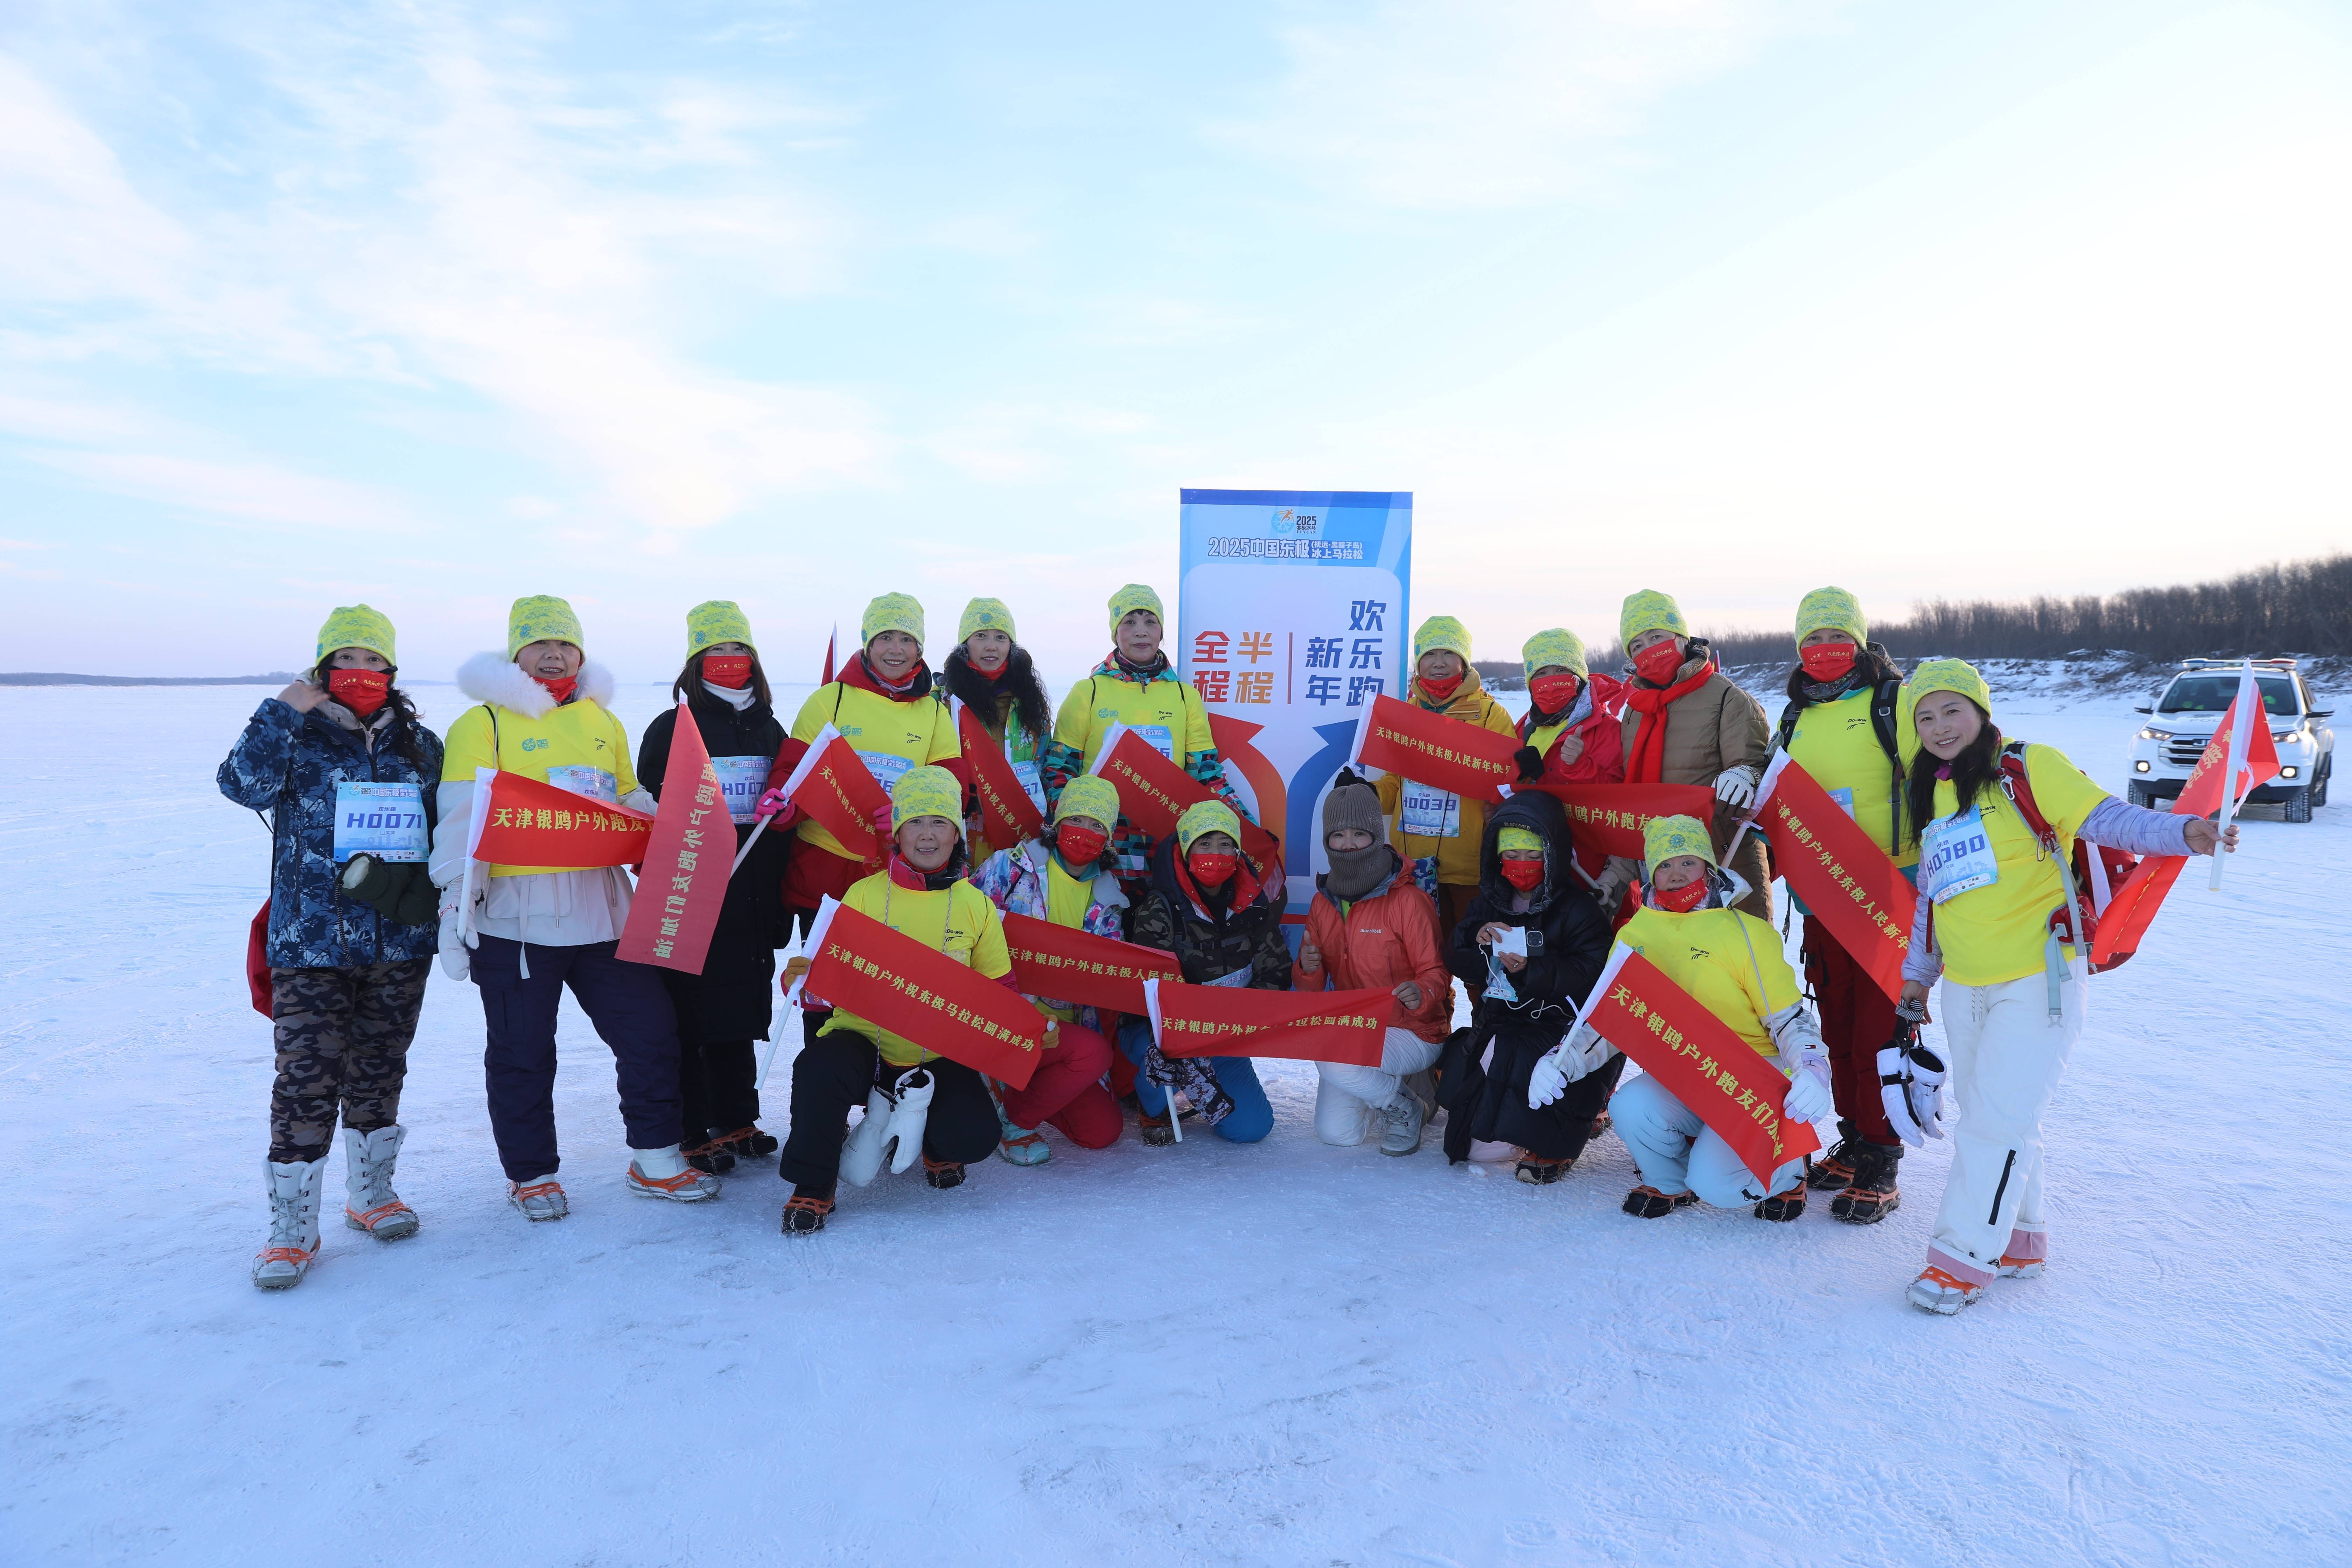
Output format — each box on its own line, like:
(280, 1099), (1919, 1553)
(1477, 1026), (1628, 1162)
(680, 1038), (761, 1141)
(776, 1031), (1000, 1189)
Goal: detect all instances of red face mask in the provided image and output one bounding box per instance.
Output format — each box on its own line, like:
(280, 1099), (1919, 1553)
(1056, 821), (1109, 866)
(1500, 857), (1545, 890)
(536, 674), (578, 703)
(1799, 641), (1858, 682)
(1654, 878), (1710, 913)
(702, 653), (752, 689)
(1188, 851), (1238, 889)
(1418, 670), (1466, 704)
(1528, 671), (1581, 713)
(1633, 639), (1687, 686)
(327, 668), (390, 716)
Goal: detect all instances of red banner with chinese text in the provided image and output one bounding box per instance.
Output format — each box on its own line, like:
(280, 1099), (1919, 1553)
(1518, 781), (1718, 875)
(955, 699), (1046, 849)
(1749, 756), (1916, 1003)
(787, 730), (891, 866)
(2091, 697), (2280, 966)
(1146, 978), (1390, 1066)
(472, 770), (653, 867)
(798, 901), (1047, 1090)
(1092, 728), (1281, 869)
(1001, 912), (1180, 1014)
(1583, 945), (1821, 1186)
(617, 702), (732, 972)
(1353, 693), (1520, 802)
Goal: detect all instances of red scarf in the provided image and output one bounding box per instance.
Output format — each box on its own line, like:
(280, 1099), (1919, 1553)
(535, 674), (578, 704)
(1621, 660), (1714, 785)
(1652, 878), (1710, 913)
(1416, 672), (1465, 707)
(1174, 849), (1261, 918)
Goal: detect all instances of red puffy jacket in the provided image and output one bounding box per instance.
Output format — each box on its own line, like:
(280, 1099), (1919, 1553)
(1519, 670), (1626, 786)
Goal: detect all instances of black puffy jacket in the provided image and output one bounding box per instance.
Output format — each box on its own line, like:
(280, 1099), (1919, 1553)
(1128, 833), (1292, 991)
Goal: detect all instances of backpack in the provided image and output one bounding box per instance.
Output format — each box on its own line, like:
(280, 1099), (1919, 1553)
(1775, 671), (1906, 853)
(1995, 741), (2141, 974)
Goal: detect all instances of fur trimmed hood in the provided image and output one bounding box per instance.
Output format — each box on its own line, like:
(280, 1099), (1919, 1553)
(457, 651), (617, 718)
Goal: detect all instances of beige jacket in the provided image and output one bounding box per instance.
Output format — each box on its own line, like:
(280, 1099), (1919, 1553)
(1603, 652), (1773, 917)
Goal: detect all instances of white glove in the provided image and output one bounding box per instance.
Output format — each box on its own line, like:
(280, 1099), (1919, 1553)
(1878, 1002), (1948, 1147)
(436, 885), (471, 982)
(1527, 1025), (1613, 1108)
(1714, 768), (1756, 811)
(1783, 1058), (1834, 1124)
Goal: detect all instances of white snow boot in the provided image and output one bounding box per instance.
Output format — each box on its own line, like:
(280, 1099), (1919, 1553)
(839, 1070), (934, 1187)
(342, 1125), (419, 1240)
(253, 1157), (328, 1290)
(626, 1144), (722, 1202)
(1377, 1088), (1427, 1156)
(508, 1174), (568, 1221)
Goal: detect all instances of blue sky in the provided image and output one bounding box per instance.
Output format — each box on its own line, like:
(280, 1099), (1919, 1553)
(4, 0), (2348, 680)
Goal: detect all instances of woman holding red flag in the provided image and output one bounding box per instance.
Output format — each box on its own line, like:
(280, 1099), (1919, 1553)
(777, 766), (1015, 1234)
(1510, 628), (1624, 788)
(1040, 583), (1256, 903)
(1769, 588), (1918, 1224)
(1893, 661), (2236, 1314)
(1374, 616), (1519, 974)
(1600, 590), (1772, 920)
(218, 604), (443, 1289)
(970, 773), (1128, 1162)
(943, 596), (1054, 867)
(637, 601), (790, 1175)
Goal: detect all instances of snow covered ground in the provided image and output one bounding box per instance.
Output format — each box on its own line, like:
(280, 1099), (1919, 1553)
(4, 674), (2346, 1567)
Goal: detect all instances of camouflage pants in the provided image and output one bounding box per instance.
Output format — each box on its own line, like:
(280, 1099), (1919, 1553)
(268, 959), (432, 1162)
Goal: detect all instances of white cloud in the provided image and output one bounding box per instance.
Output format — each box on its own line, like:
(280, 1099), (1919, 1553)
(1215, 0), (1825, 209)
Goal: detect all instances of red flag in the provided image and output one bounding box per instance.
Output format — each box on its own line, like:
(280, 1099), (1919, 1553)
(1352, 693), (1520, 802)
(819, 624), (837, 685)
(617, 702), (733, 972)
(777, 724), (891, 866)
(1581, 945), (1822, 1186)
(473, 770), (654, 867)
(954, 698), (1046, 849)
(1091, 728), (1280, 869)
(1749, 755), (1917, 1002)
(1001, 912), (1179, 1014)
(798, 899), (1048, 1090)
(1146, 977), (1389, 1066)
(1516, 780), (1718, 877)
(2092, 693), (2281, 965)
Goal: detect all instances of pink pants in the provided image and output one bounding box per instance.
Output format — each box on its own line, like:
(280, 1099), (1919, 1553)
(999, 1021), (1122, 1149)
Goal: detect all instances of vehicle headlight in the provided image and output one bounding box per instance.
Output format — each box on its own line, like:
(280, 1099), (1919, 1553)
(2136, 727), (2172, 741)
(2271, 729), (2304, 743)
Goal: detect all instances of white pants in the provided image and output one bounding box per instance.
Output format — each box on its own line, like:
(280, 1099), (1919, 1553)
(1615, 1072), (1808, 1206)
(1314, 1028), (1444, 1147)
(1927, 958), (2085, 1285)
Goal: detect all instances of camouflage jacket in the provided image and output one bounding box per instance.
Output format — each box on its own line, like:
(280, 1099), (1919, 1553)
(219, 697), (445, 968)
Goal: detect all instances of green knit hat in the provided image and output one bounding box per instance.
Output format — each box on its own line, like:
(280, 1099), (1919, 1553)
(1175, 798), (1240, 853)
(686, 600), (755, 656)
(861, 592), (925, 649)
(1108, 583), (1164, 635)
(1414, 615), (1473, 663)
(508, 595), (583, 659)
(1520, 628), (1587, 681)
(1907, 659), (1993, 726)
(1054, 774), (1120, 829)
(1619, 589), (1687, 648)
(1794, 586), (1866, 648)
(959, 597), (1016, 644)
(891, 764), (963, 831)
(1643, 813), (1718, 873)
(317, 604), (396, 666)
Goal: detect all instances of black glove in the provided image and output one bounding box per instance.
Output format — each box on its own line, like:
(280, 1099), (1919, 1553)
(340, 854), (439, 926)
(1514, 746), (1545, 783)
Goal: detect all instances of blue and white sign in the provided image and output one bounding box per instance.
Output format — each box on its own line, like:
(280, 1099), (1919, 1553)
(1178, 488), (1412, 917)
(710, 755), (771, 826)
(332, 782), (428, 864)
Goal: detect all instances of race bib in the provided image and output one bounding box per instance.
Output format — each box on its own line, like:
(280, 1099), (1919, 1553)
(332, 782), (427, 864)
(1135, 724), (1175, 761)
(1919, 806), (1998, 904)
(855, 750), (913, 796)
(1206, 964), (1252, 988)
(1826, 785), (1855, 819)
(545, 766), (617, 806)
(1399, 783), (1461, 838)
(1010, 755), (1046, 812)
(710, 755), (770, 825)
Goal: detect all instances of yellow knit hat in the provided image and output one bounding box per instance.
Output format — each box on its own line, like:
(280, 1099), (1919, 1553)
(1108, 583), (1164, 635)
(1907, 659), (1993, 725)
(1175, 798), (1240, 853)
(1497, 826), (1546, 856)
(1413, 615), (1472, 663)
(1619, 590), (1688, 649)
(1520, 628), (1587, 682)
(861, 592), (925, 649)
(1794, 587), (1866, 649)
(686, 600), (755, 656)
(508, 595), (583, 659)
(317, 604), (396, 666)
(1053, 773), (1121, 829)
(1643, 813), (1718, 872)
(959, 597), (1017, 644)
(890, 764), (963, 832)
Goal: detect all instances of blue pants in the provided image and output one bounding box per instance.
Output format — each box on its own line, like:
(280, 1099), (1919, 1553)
(469, 935), (684, 1180)
(1115, 1018), (1273, 1143)
(1614, 1072), (1806, 1205)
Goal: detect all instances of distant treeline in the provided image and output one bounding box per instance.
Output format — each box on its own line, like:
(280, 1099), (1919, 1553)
(0, 672), (299, 686)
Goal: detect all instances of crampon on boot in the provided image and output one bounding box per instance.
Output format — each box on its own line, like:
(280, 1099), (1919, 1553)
(1806, 1134), (1860, 1192)
(711, 1126), (779, 1159)
(1753, 1184), (1807, 1222)
(1829, 1141), (1902, 1224)
(922, 1155), (966, 1190)
(1907, 1264), (1986, 1315)
(1622, 1184), (1700, 1219)
(782, 1184), (835, 1235)
(1513, 1153), (1570, 1185)
(683, 1133), (737, 1176)
(253, 1157), (327, 1290)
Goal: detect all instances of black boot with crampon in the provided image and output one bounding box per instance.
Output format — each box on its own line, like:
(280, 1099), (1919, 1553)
(1806, 1121), (1860, 1191)
(782, 1182), (835, 1235)
(1829, 1140), (1902, 1223)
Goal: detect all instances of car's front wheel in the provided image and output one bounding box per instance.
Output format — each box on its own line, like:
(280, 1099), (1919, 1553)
(2128, 782), (2156, 809)
(2284, 784), (2314, 824)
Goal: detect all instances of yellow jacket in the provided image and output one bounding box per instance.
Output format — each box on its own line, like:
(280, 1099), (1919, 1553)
(820, 870), (1014, 1066)
(789, 677), (961, 862)
(1617, 904), (1800, 1060)
(1374, 668), (1519, 886)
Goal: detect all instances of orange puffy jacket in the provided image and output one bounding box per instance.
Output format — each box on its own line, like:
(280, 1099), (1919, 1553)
(1292, 853), (1454, 1043)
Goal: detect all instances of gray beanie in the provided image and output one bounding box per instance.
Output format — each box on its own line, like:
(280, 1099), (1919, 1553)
(1322, 768), (1384, 846)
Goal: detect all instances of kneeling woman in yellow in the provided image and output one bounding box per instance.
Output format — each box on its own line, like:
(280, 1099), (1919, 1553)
(779, 593), (965, 944)
(1039, 583), (1256, 901)
(1530, 815), (1837, 1222)
(776, 766), (1016, 1234)
(430, 596), (716, 1219)
(1894, 660), (2234, 1315)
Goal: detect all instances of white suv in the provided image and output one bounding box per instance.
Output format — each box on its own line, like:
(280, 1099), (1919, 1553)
(2127, 658), (2334, 822)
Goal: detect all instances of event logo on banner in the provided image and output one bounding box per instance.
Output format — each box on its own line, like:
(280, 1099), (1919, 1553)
(1178, 489), (1411, 918)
